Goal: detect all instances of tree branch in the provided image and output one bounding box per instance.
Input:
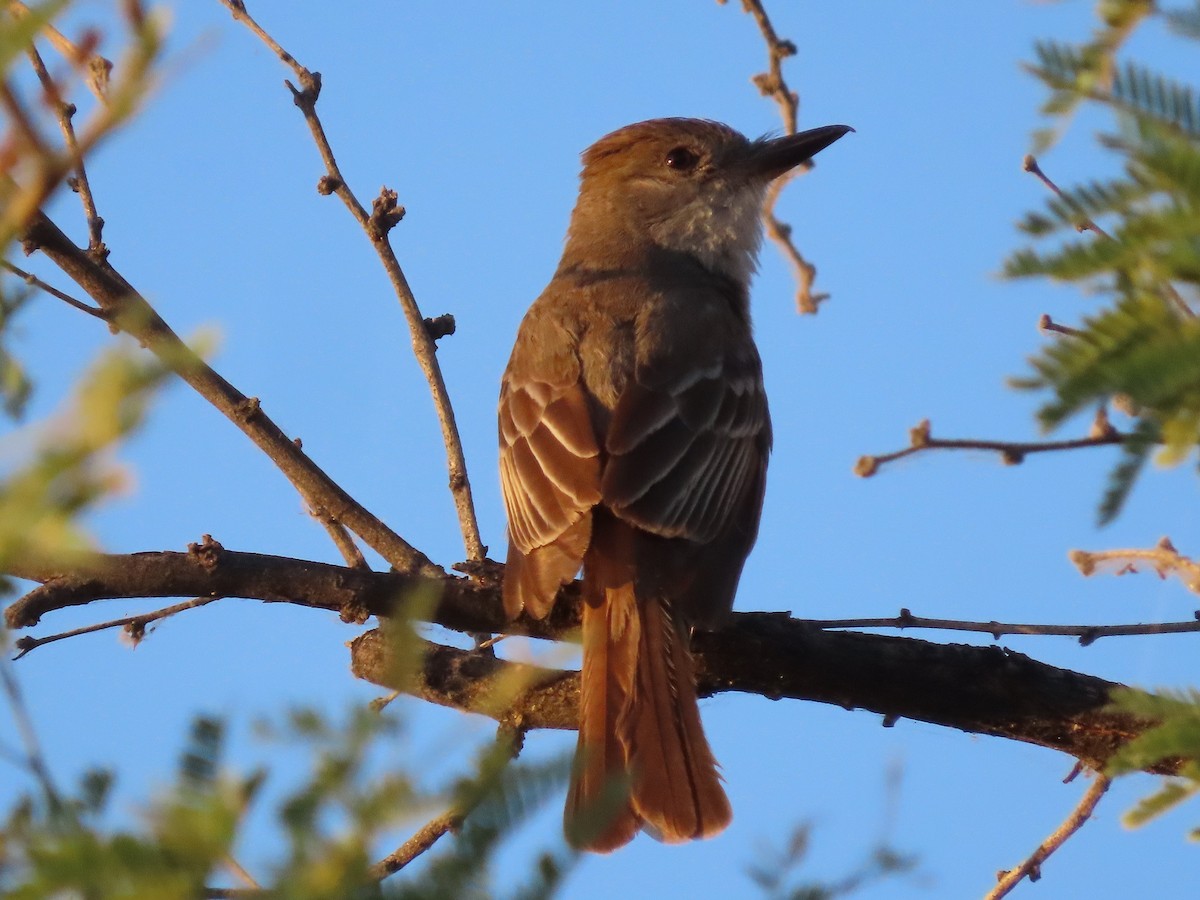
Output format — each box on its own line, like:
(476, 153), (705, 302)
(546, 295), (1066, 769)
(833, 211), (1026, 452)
(4, 547), (1174, 777)
(1023, 154), (1193, 319)
(0, 258), (105, 318)
(24, 34), (105, 254)
(855, 416), (1129, 476)
(721, 0), (829, 313)
(985, 774), (1111, 899)
(808, 610), (1200, 645)
(219, 0), (484, 563)
(20, 213), (438, 577)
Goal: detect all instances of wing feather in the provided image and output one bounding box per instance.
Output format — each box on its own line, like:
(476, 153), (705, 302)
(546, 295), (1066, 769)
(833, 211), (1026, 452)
(602, 353), (768, 543)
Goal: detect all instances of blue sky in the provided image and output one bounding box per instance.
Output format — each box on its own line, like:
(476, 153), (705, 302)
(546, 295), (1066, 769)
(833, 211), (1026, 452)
(5, 1), (1200, 897)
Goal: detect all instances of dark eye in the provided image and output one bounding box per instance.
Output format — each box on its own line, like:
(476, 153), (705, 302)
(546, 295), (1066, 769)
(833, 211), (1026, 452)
(664, 146), (700, 172)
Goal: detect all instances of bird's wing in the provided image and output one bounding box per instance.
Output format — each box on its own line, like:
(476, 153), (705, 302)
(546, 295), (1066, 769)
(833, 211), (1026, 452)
(499, 358), (602, 618)
(499, 374), (601, 551)
(601, 344), (769, 544)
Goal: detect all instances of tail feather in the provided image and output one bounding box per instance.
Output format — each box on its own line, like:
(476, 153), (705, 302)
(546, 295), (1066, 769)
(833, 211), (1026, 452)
(565, 514), (732, 851)
(624, 594), (731, 843)
(564, 583), (641, 851)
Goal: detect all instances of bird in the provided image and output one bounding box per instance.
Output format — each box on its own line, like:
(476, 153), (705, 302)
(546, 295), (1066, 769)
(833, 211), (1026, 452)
(498, 117), (851, 852)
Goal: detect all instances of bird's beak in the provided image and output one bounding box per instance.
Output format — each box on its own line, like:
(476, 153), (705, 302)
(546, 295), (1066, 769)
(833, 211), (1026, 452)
(747, 124), (854, 180)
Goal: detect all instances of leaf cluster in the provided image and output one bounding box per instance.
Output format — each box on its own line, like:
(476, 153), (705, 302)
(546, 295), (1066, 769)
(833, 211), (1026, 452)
(1106, 688), (1200, 838)
(1, 717), (253, 899)
(1007, 0), (1200, 523)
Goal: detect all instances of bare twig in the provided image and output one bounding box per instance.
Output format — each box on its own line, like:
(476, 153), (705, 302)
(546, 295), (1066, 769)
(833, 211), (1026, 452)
(855, 417), (1129, 477)
(219, 0), (484, 563)
(222, 854), (260, 890)
(722, 0), (830, 313)
(810, 609), (1200, 646)
(986, 774), (1111, 899)
(1023, 155), (1114, 240)
(308, 505), (369, 570)
(7, 1), (112, 101)
(0, 5), (156, 245)
(1024, 154), (1193, 319)
(23, 39), (105, 254)
(1038, 313), (1082, 338)
(0, 258), (105, 317)
(1071, 536), (1200, 595)
(369, 721), (522, 879)
(368, 809), (462, 880)
(12, 595), (222, 659)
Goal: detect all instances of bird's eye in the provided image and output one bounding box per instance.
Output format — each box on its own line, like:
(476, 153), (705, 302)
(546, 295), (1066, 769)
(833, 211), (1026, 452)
(664, 146), (700, 172)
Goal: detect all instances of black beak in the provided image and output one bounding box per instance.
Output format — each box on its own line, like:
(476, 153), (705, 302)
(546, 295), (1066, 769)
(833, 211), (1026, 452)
(749, 124), (854, 180)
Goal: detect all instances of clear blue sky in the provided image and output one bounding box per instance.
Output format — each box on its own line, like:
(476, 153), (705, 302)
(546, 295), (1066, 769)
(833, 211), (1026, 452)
(5, 1), (1200, 897)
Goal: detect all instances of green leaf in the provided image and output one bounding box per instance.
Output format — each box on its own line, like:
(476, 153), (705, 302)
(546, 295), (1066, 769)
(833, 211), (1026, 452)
(1112, 60), (1200, 137)
(1098, 419), (1157, 524)
(1123, 779), (1200, 828)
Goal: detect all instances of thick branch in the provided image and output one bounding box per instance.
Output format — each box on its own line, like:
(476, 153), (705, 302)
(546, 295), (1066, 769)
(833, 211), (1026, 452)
(351, 621), (1164, 776)
(5, 548), (1169, 776)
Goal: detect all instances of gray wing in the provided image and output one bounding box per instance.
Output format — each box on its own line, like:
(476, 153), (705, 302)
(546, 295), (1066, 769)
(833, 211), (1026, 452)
(601, 348), (769, 544)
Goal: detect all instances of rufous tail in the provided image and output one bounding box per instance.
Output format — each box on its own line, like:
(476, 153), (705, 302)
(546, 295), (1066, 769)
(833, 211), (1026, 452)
(564, 519), (731, 851)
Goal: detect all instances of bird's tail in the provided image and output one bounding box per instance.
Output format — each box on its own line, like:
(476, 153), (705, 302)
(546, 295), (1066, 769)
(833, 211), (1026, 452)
(624, 590), (731, 844)
(565, 517), (731, 851)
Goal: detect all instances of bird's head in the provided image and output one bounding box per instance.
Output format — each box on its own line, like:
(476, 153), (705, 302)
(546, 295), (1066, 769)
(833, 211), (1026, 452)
(567, 118), (852, 284)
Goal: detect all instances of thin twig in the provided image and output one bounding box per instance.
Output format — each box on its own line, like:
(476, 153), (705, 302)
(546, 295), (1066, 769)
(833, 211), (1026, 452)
(309, 505), (369, 570)
(1023, 155), (1114, 240)
(12, 595), (222, 659)
(24, 39), (105, 254)
(855, 417), (1129, 477)
(1, 258), (105, 317)
(7, 1), (112, 101)
(985, 774), (1111, 899)
(222, 854), (260, 890)
(1024, 154), (1194, 319)
(1, 5), (157, 245)
(723, 0), (829, 313)
(1038, 313), (1082, 338)
(369, 721), (523, 879)
(219, 0), (484, 563)
(1071, 536), (1200, 595)
(811, 609), (1200, 646)
(368, 809), (463, 880)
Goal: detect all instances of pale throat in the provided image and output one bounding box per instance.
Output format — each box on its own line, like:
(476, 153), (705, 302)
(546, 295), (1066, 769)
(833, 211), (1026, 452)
(648, 183), (767, 286)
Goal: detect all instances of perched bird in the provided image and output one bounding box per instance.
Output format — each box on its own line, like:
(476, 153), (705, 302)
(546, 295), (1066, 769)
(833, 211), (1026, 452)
(498, 117), (850, 851)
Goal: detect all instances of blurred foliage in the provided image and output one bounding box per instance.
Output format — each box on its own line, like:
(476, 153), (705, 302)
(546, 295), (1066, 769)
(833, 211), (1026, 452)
(0, 706), (574, 898)
(2, 717), (251, 899)
(746, 822), (917, 900)
(1006, 0), (1200, 524)
(1105, 688), (1200, 839)
(0, 284), (32, 419)
(0, 341), (171, 571)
